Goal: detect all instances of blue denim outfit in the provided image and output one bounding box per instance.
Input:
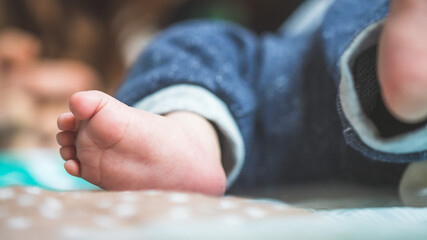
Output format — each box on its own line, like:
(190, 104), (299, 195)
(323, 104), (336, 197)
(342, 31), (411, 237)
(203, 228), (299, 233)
(116, 0), (424, 193)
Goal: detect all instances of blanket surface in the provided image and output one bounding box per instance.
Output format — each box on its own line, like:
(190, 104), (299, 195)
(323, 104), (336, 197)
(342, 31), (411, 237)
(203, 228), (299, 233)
(1, 150), (427, 239)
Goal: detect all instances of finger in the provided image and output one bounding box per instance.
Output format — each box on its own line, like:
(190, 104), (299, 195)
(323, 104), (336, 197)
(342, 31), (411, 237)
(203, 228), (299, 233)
(59, 146), (76, 160)
(57, 112), (79, 131)
(56, 131), (77, 146)
(64, 160), (81, 177)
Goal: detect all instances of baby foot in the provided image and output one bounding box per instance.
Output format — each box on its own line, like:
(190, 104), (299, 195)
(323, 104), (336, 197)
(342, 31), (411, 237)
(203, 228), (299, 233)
(56, 90), (226, 195)
(378, 0), (427, 122)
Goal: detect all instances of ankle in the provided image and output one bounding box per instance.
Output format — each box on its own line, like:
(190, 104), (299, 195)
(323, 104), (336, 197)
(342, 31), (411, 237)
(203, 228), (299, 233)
(165, 111), (226, 195)
(165, 111), (221, 160)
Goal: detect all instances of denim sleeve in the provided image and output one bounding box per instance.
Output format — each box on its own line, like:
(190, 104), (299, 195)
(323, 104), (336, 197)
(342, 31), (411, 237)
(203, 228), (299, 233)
(333, 0), (427, 162)
(116, 21), (259, 183)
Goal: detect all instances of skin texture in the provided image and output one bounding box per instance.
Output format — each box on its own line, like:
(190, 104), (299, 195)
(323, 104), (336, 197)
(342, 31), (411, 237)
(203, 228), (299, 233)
(57, 91), (226, 196)
(378, 0), (427, 123)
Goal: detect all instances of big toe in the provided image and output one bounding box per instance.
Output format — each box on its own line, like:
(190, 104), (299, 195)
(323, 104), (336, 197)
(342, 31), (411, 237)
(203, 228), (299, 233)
(69, 90), (111, 120)
(69, 90), (133, 149)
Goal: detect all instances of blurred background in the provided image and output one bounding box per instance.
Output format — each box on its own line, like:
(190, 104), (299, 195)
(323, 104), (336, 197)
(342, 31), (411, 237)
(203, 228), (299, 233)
(0, 0), (303, 150)
(0, 0), (303, 190)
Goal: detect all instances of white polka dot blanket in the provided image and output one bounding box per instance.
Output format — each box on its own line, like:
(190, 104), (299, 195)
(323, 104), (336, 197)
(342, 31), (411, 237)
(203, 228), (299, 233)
(1, 186), (427, 240)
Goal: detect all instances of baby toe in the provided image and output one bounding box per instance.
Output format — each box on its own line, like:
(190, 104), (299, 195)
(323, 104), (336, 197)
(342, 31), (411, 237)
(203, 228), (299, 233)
(58, 112), (79, 131)
(60, 146), (76, 160)
(56, 131), (76, 146)
(64, 160), (81, 177)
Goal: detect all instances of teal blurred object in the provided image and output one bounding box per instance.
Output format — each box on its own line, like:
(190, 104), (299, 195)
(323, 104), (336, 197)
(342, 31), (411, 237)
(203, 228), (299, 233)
(0, 149), (98, 191)
(0, 152), (38, 187)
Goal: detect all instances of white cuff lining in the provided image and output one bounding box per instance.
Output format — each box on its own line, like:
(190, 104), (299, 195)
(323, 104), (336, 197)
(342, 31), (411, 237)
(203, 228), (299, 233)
(132, 84), (245, 188)
(339, 20), (427, 154)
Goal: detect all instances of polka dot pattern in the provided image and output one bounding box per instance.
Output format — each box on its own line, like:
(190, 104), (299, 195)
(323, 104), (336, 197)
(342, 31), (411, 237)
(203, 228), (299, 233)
(0, 187), (307, 239)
